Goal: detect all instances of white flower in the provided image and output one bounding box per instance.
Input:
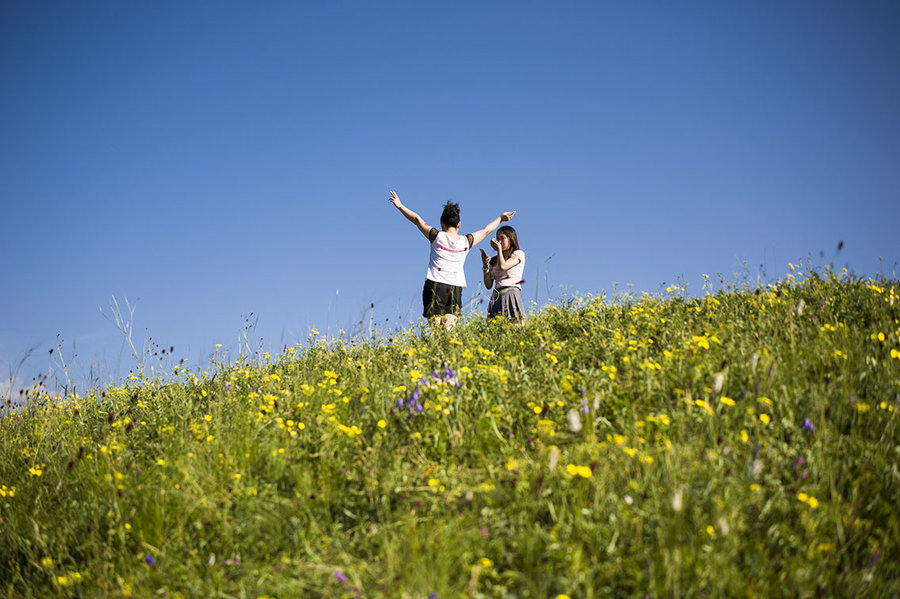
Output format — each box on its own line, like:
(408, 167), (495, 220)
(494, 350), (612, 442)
(751, 459), (763, 477)
(566, 409), (582, 433)
(713, 373), (724, 393)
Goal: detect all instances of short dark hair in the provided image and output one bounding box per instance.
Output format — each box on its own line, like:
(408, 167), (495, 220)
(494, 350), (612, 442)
(440, 201), (460, 229)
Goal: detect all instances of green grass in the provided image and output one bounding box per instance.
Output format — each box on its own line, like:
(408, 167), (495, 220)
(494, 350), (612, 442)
(1, 269), (899, 598)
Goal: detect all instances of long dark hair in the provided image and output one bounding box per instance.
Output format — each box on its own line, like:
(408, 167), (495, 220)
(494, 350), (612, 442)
(490, 225), (521, 266)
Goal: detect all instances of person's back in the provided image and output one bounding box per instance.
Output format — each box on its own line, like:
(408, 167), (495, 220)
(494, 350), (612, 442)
(426, 230), (472, 288)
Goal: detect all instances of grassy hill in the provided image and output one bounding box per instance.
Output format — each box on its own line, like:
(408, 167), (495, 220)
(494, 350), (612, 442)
(1, 270), (898, 598)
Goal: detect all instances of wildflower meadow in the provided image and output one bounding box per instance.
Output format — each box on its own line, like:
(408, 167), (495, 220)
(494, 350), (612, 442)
(1, 268), (898, 597)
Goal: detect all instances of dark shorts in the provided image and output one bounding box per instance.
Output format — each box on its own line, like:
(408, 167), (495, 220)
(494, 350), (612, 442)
(422, 280), (462, 318)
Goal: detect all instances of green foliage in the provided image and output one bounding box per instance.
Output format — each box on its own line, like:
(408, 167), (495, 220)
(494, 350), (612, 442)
(1, 271), (899, 597)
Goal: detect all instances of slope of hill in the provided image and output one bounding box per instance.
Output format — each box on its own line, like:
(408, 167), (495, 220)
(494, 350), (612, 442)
(2, 271), (898, 597)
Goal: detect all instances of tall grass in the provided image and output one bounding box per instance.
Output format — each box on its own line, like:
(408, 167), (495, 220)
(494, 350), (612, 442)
(1, 269), (898, 597)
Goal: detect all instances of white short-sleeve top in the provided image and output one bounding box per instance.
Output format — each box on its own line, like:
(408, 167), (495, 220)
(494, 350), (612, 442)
(426, 230), (473, 288)
(490, 250), (526, 289)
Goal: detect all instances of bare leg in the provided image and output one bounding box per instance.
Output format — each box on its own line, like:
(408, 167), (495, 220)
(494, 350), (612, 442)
(442, 314), (458, 331)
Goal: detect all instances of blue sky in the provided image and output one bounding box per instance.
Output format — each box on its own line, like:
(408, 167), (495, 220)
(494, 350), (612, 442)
(2, 1), (899, 395)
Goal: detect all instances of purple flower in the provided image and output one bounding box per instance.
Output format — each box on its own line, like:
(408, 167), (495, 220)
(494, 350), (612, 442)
(581, 398), (589, 414)
(794, 457), (806, 468)
(411, 387), (421, 403)
(334, 569), (350, 584)
(870, 549), (881, 567)
(429, 593), (438, 599)
(415, 402), (423, 413)
(803, 418), (814, 432)
(419, 377), (429, 387)
(397, 398), (405, 409)
(144, 555), (155, 566)
(480, 527), (488, 538)
(444, 365), (455, 380)
(432, 370), (440, 379)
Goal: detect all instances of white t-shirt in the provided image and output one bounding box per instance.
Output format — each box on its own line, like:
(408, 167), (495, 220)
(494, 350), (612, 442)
(490, 250), (526, 289)
(426, 231), (471, 287)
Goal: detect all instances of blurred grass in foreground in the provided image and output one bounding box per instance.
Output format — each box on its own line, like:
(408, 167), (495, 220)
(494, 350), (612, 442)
(1, 269), (898, 598)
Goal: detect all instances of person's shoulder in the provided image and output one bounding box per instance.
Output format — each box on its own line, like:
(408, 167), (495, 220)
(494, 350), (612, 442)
(515, 249), (526, 259)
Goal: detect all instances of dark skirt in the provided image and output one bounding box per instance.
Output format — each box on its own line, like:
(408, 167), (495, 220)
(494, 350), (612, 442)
(422, 279), (463, 318)
(487, 286), (524, 320)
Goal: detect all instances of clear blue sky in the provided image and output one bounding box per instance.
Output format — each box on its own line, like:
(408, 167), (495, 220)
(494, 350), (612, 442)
(2, 1), (899, 395)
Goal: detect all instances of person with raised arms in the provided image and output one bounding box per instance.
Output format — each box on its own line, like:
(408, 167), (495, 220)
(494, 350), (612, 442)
(389, 190), (515, 331)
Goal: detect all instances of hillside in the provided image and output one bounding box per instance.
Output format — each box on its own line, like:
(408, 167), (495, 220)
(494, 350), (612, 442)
(1, 271), (898, 598)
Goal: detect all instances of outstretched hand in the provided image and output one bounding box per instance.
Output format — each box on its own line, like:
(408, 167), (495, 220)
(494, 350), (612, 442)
(389, 190), (402, 208)
(499, 211), (516, 222)
(480, 248), (490, 264)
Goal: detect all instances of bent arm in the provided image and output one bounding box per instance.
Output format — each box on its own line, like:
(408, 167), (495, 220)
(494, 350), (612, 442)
(469, 211), (516, 246)
(495, 249), (522, 272)
(481, 251), (493, 290)
(389, 191), (434, 239)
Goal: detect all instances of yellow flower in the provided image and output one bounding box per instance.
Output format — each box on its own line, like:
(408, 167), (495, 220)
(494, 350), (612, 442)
(566, 464), (592, 478)
(28, 466), (43, 477)
(427, 478), (439, 487)
(706, 525), (715, 536)
(156, 459), (166, 466)
(377, 419), (387, 429)
(740, 429), (749, 443)
(749, 484), (762, 491)
(720, 396), (735, 406)
(797, 492), (809, 503)
(759, 413), (770, 424)
(41, 557), (54, 568)
(533, 406), (542, 415)
(807, 496), (819, 509)
(545, 353), (559, 364)
(480, 557), (493, 568)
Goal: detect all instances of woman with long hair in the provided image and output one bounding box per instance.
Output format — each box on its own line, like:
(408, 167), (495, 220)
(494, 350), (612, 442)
(481, 225), (525, 320)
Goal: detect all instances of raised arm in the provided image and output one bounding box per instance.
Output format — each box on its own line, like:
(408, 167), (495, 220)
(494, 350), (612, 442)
(389, 191), (434, 239)
(469, 211), (516, 246)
